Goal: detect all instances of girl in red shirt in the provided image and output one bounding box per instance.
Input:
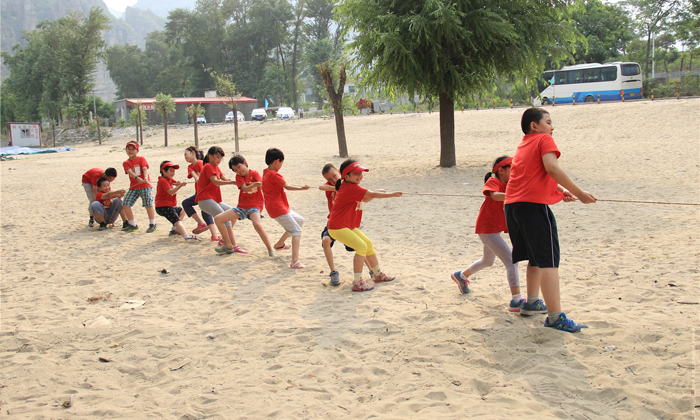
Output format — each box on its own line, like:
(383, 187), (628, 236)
(327, 159), (403, 292)
(183, 146), (219, 241)
(450, 156), (523, 311)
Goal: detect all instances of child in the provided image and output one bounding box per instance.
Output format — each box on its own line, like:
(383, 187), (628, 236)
(327, 159), (402, 291)
(82, 167), (117, 227)
(213, 155), (275, 255)
(450, 156), (524, 311)
(155, 161), (199, 241)
(195, 146), (239, 249)
(319, 163), (374, 285)
(182, 146), (219, 241)
(122, 141), (157, 233)
(262, 148), (310, 269)
(505, 108), (596, 333)
(90, 177), (127, 230)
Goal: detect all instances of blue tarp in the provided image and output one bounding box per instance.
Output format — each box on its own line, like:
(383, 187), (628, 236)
(0, 146), (76, 156)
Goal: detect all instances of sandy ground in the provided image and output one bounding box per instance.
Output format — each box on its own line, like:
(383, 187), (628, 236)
(1, 99), (698, 419)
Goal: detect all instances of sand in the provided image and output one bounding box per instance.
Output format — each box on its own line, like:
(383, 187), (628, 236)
(1, 99), (698, 419)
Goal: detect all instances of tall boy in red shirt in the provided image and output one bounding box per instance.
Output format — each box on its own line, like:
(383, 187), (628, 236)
(505, 108), (596, 333)
(262, 148), (310, 269)
(122, 141), (157, 233)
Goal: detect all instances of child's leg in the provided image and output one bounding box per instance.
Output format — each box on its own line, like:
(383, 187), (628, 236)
(274, 232), (291, 249)
(328, 228), (369, 277)
(124, 205), (135, 222)
(214, 209), (239, 249)
(249, 212), (274, 253)
(83, 183), (95, 218)
(106, 199), (124, 224)
(174, 221), (188, 236)
(481, 233), (520, 296)
(146, 206), (156, 221)
(91, 202), (106, 223)
(178, 208), (186, 221)
(464, 234), (498, 277)
(182, 194), (199, 220)
(322, 236), (335, 271)
(531, 266), (560, 314)
(289, 211), (304, 263)
(202, 211), (218, 237)
(274, 211), (304, 263)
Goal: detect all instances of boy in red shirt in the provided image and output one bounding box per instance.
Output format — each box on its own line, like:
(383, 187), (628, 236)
(213, 155), (275, 255)
(122, 141), (157, 233)
(90, 176), (127, 230)
(155, 161), (198, 240)
(262, 148), (310, 269)
(505, 108), (596, 333)
(82, 167), (117, 227)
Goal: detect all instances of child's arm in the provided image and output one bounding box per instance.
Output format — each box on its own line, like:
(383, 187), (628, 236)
(102, 189), (126, 200)
(190, 171), (200, 183)
(319, 184), (335, 192)
(364, 190), (402, 200)
(489, 191), (506, 201)
(240, 181), (262, 192)
(126, 168), (149, 185)
(542, 152), (596, 203)
(166, 182), (187, 195)
(142, 167), (151, 183)
(283, 183), (310, 191)
(210, 175), (236, 186)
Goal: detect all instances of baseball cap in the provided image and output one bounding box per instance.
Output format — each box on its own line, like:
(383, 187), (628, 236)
(126, 141), (139, 150)
(160, 161), (180, 172)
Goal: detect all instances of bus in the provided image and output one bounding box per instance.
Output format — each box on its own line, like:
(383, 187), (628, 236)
(535, 62), (643, 105)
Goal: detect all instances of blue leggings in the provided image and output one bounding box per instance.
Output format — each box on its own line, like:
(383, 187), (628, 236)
(182, 194), (214, 225)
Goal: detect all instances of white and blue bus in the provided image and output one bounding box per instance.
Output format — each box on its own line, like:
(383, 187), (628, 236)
(536, 62), (643, 105)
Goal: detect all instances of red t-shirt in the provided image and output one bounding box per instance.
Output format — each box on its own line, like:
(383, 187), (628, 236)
(196, 163), (223, 203)
(505, 133), (564, 205)
(187, 160), (204, 193)
(325, 181), (335, 218)
(82, 168), (103, 185)
(262, 169), (290, 219)
(94, 192), (113, 208)
(475, 177), (508, 234)
(236, 169), (264, 211)
(123, 156), (151, 190)
(156, 176), (178, 207)
(328, 182), (368, 230)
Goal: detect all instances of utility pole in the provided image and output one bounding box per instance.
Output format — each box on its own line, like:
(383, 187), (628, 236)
(93, 89), (101, 144)
(652, 37), (655, 79)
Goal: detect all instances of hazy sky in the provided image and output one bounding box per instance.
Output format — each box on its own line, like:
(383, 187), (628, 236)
(103, 0), (137, 12)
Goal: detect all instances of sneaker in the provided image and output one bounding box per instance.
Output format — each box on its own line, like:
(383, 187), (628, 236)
(520, 299), (548, 316)
(88, 218), (95, 227)
(450, 271), (470, 294)
(121, 220), (130, 230)
(146, 224), (158, 233)
(351, 278), (374, 292)
(373, 271), (396, 283)
(508, 298), (525, 312)
(169, 229), (180, 236)
(124, 224), (140, 232)
(97, 222), (108, 231)
(184, 235), (200, 241)
(192, 223), (208, 234)
(329, 270), (340, 286)
(544, 313), (588, 333)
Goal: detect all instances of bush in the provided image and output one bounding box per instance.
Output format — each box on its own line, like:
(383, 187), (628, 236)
(117, 118), (127, 127)
(87, 121), (98, 136)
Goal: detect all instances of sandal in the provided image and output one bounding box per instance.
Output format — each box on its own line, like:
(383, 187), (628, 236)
(211, 235), (222, 242)
(288, 260), (305, 269)
(184, 235), (200, 241)
(275, 243), (291, 251)
(373, 272), (395, 283)
(351, 278), (374, 292)
(232, 245), (249, 254)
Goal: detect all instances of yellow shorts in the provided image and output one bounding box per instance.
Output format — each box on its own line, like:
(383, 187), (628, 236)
(327, 228), (375, 257)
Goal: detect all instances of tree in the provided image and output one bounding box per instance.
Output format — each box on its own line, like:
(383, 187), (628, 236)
(318, 61), (349, 158)
(571, 0), (634, 64)
(154, 93), (176, 146)
(186, 104), (205, 148)
(625, 0), (681, 77)
(338, 0), (576, 167)
(211, 72), (242, 152)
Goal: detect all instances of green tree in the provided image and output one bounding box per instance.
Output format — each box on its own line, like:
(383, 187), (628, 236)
(675, 0), (700, 71)
(338, 0), (576, 167)
(105, 44), (153, 98)
(626, 0), (681, 77)
(186, 104), (205, 148)
(211, 72), (243, 152)
(318, 61), (349, 157)
(571, 0), (634, 64)
(154, 93), (176, 146)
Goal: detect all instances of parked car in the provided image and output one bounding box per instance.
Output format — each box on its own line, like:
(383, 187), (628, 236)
(276, 106), (295, 119)
(225, 111), (245, 123)
(251, 108), (267, 121)
(196, 115), (206, 124)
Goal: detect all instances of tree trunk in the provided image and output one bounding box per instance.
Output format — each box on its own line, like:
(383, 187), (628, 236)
(439, 92), (456, 167)
(51, 118), (56, 147)
(96, 116), (101, 144)
(333, 106), (348, 158)
(644, 27), (652, 78)
(318, 62), (349, 158)
(164, 119), (168, 147)
(194, 119), (199, 148)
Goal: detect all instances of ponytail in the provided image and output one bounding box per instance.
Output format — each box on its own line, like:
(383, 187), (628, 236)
(335, 179), (342, 191)
(483, 171), (494, 184)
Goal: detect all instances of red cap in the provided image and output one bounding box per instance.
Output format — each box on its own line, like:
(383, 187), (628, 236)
(341, 162), (369, 179)
(126, 141), (139, 150)
(160, 161), (180, 172)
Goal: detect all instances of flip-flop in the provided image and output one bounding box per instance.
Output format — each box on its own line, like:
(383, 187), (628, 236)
(288, 260), (305, 269)
(275, 243), (291, 251)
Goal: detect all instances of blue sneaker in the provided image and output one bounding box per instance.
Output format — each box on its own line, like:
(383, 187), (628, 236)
(544, 313), (588, 333)
(508, 298), (525, 312)
(329, 270), (340, 286)
(450, 271), (470, 294)
(520, 299), (547, 316)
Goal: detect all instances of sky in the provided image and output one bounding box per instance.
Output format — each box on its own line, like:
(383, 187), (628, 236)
(103, 0), (138, 13)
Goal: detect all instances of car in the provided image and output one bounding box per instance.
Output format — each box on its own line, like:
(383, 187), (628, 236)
(196, 115), (206, 124)
(251, 108), (267, 121)
(225, 111), (245, 123)
(276, 106), (295, 119)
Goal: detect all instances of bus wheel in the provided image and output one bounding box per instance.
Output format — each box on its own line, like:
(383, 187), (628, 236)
(584, 96), (595, 103)
(542, 98), (550, 105)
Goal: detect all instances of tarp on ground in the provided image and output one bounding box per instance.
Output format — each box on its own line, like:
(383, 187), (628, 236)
(0, 146), (76, 156)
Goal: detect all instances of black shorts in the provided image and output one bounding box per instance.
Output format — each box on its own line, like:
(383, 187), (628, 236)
(156, 206), (183, 226)
(505, 202), (559, 268)
(321, 226), (354, 252)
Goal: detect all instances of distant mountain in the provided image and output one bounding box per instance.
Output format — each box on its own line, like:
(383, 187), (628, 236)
(109, 7), (123, 18)
(131, 0), (196, 18)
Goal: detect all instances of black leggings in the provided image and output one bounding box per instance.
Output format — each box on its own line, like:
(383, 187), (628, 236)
(156, 206), (183, 226)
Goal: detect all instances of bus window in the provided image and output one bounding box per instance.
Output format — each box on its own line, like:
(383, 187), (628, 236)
(600, 66), (617, 81)
(583, 68), (600, 83)
(555, 71), (568, 85)
(570, 70), (583, 84)
(621, 63), (641, 76)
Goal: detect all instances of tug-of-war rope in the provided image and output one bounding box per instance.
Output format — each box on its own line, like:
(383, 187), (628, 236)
(403, 192), (699, 207)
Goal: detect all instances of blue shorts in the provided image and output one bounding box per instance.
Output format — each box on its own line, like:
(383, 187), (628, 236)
(124, 188), (154, 207)
(233, 207), (261, 221)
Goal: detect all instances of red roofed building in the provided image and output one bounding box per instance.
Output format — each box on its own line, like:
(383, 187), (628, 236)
(113, 93), (259, 124)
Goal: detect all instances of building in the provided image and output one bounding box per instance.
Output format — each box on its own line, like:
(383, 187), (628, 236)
(113, 95), (259, 125)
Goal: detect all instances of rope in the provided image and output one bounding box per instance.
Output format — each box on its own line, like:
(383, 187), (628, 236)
(402, 192), (699, 206)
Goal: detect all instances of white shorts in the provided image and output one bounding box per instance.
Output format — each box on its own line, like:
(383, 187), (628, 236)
(274, 210), (304, 236)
